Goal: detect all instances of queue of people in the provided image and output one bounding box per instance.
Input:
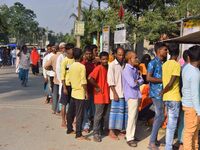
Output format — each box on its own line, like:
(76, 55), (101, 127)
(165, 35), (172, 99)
(41, 42), (200, 150)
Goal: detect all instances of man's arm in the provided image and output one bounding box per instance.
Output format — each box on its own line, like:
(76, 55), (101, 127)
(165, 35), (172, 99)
(161, 75), (178, 95)
(88, 77), (101, 93)
(146, 72), (162, 83)
(107, 63), (119, 101)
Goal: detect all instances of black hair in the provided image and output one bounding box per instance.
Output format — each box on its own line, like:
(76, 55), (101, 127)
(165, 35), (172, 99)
(183, 50), (189, 62)
(73, 48), (82, 60)
(66, 43), (74, 50)
(99, 51), (109, 58)
(154, 42), (167, 53)
(188, 45), (200, 62)
(47, 44), (52, 48)
(21, 45), (27, 51)
(113, 47), (125, 54)
(84, 45), (92, 53)
(90, 44), (97, 50)
(141, 54), (151, 68)
(168, 43), (179, 56)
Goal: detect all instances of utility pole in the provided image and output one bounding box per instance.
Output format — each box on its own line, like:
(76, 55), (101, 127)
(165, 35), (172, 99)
(76, 0), (82, 48)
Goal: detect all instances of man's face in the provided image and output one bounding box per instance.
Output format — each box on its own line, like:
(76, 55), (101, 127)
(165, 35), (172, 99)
(59, 46), (65, 53)
(47, 46), (52, 53)
(100, 56), (108, 66)
(130, 53), (139, 67)
(85, 51), (93, 61)
(67, 48), (73, 56)
(159, 46), (168, 58)
(93, 48), (98, 57)
(115, 48), (124, 63)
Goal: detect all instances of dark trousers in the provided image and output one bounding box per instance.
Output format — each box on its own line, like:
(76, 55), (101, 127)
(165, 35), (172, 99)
(93, 104), (110, 135)
(31, 63), (39, 74)
(67, 97), (85, 138)
(52, 84), (59, 113)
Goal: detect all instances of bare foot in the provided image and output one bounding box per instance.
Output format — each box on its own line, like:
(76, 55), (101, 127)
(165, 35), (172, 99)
(76, 136), (91, 141)
(109, 132), (119, 140)
(61, 122), (66, 128)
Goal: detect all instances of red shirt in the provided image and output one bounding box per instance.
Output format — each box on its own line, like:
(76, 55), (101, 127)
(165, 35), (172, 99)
(81, 60), (95, 94)
(89, 65), (110, 104)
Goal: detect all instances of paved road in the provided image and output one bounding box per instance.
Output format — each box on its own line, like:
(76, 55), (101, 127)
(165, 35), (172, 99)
(0, 67), (165, 150)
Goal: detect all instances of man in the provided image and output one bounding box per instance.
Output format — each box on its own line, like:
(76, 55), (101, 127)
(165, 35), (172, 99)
(88, 52), (110, 142)
(66, 48), (89, 140)
(122, 51), (143, 147)
(60, 43), (74, 127)
(43, 44), (54, 103)
(147, 42), (168, 150)
(182, 45), (200, 150)
(107, 47), (126, 139)
(45, 43), (65, 114)
(161, 44), (181, 150)
(82, 46), (96, 132)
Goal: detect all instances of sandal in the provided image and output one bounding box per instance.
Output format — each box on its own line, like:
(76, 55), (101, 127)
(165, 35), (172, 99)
(127, 140), (137, 147)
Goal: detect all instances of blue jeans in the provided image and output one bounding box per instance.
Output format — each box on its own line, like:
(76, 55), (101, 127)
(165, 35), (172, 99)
(165, 101), (180, 150)
(150, 98), (164, 144)
(82, 95), (95, 130)
(177, 108), (184, 143)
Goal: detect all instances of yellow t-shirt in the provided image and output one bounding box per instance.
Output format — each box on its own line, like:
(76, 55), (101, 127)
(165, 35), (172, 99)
(68, 62), (87, 100)
(60, 57), (75, 86)
(162, 60), (181, 101)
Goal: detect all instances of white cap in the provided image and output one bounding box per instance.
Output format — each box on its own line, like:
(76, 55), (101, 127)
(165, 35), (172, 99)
(59, 42), (66, 48)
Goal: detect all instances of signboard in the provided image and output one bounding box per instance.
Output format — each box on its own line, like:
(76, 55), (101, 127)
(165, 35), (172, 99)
(74, 21), (85, 36)
(114, 29), (126, 44)
(102, 26), (110, 52)
(9, 38), (16, 43)
(116, 23), (125, 29)
(182, 20), (200, 51)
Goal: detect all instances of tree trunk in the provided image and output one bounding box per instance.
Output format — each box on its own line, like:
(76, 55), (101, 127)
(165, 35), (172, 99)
(97, 31), (100, 52)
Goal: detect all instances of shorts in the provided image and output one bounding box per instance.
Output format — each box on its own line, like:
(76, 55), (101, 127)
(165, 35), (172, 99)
(60, 86), (71, 106)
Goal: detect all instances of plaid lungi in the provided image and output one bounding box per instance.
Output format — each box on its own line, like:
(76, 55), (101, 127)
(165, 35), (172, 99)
(109, 98), (128, 130)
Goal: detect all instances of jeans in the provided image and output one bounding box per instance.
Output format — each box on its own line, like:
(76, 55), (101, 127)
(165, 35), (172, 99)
(165, 101), (180, 150)
(52, 84), (59, 113)
(82, 95), (95, 130)
(177, 108), (184, 143)
(19, 68), (29, 85)
(150, 98), (164, 144)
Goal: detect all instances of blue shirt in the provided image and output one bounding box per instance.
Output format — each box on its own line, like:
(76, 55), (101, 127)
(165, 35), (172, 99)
(122, 63), (143, 101)
(182, 64), (200, 115)
(147, 57), (163, 100)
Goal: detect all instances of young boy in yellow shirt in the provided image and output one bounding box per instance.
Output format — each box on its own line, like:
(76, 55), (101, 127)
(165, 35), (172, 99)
(66, 48), (88, 140)
(161, 44), (181, 150)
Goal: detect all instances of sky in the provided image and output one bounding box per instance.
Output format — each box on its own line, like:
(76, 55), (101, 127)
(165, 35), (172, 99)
(0, 0), (107, 34)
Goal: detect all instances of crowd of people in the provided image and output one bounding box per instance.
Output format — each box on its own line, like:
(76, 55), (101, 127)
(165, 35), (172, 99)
(15, 41), (200, 150)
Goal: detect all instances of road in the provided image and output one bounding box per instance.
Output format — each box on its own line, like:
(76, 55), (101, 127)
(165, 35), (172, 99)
(0, 67), (166, 150)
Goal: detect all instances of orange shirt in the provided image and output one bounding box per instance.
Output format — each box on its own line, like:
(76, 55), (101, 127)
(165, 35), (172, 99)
(139, 84), (152, 111)
(89, 65), (110, 104)
(139, 63), (147, 75)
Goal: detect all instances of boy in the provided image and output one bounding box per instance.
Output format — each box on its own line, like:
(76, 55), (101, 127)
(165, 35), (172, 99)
(88, 51), (110, 142)
(182, 45), (200, 150)
(161, 44), (181, 150)
(147, 42), (168, 149)
(66, 48), (88, 140)
(122, 51), (143, 147)
(60, 43), (74, 127)
(107, 47), (126, 139)
(81, 46), (96, 132)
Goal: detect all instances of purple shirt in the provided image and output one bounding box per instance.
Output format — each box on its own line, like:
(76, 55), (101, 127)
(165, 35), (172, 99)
(122, 63), (143, 101)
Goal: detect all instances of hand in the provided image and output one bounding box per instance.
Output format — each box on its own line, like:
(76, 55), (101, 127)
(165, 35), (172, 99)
(95, 87), (101, 93)
(85, 93), (89, 100)
(113, 93), (119, 102)
(198, 116), (200, 123)
(63, 87), (68, 95)
(159, 90), (164, 96)
(44, 77), (48, 83)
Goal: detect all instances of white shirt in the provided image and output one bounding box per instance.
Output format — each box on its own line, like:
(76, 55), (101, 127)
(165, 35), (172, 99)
(43, 52), (55, 78)
(19, 52), (30, 70)
(56, 53), (65, 83)
(107, 59), (124, 99)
